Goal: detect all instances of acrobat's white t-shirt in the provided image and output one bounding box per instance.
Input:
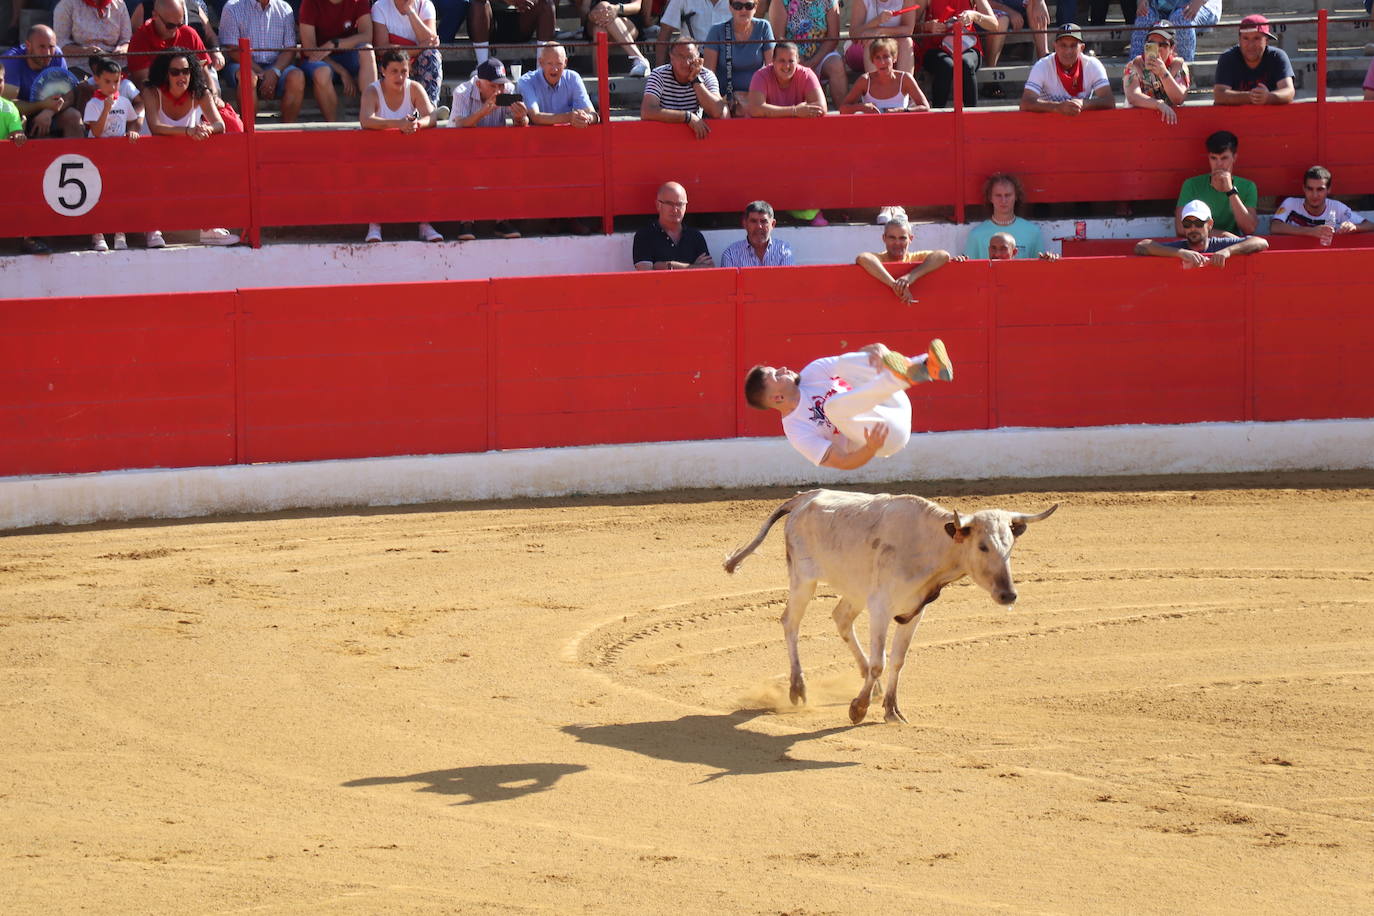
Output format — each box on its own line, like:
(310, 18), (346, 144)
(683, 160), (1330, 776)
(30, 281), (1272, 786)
(780, 352), (911, 466)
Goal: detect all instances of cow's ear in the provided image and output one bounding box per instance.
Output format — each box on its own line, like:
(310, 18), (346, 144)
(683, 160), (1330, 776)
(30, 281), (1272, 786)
(1011, 522), (1027, 538)
(945, 522), (970, 542)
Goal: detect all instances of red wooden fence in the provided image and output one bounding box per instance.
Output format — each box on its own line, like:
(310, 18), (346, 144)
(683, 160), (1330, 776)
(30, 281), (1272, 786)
(3, 250), (1372, 478)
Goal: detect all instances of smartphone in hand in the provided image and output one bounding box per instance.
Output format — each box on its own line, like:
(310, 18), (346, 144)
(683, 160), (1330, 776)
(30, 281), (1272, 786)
(495, 92), (522, 106)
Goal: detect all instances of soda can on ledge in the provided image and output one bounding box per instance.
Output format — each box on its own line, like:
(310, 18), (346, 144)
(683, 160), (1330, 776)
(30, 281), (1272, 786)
(1074, 220), (1087, 240)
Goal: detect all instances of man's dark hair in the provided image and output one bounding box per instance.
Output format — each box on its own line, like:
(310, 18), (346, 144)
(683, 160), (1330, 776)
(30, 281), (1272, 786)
(1205, 130), (1239, 155)
(744, 200), (774, 220)
(983, 172), (1025, 215)
(89, 56), (122, 78)
(1304, 165), (1332, 187)
(146, 48), (209, 98)
(744, 365), (770, 410)
(379, 49), (409, 69)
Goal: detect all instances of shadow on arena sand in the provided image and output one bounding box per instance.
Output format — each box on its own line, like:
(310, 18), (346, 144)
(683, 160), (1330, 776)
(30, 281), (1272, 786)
(562, 709), (859, 782)
(342, 763), (588, 806)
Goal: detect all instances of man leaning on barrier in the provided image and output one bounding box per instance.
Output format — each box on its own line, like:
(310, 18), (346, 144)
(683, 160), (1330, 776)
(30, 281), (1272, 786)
(719, 200), (795, 267)
(641, 36), (726, 140)
(517, 41), (597, 127)
(1019, 23), (1114, 116)
(632, 181), (714, 270)
(856, 216), (960, 305)
(449, 57), (527, 241)
(1270, 166), (1374, 245)
(1135, 199), (1268, 268)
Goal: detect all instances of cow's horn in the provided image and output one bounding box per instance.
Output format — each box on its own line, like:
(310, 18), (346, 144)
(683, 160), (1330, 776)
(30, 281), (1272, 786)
(1013, 503), (1059, 524)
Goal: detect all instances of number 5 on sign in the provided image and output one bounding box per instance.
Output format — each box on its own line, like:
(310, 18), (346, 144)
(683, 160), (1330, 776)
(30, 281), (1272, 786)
(43, 154), (103, 217)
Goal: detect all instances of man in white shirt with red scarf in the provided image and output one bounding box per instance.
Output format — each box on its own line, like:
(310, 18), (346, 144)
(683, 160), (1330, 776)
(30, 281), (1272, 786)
(1019, 23), (1113, 116)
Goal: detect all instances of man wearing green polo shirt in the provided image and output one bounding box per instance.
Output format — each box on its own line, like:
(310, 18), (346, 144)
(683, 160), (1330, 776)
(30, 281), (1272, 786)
(1175, 129), (1258, 237)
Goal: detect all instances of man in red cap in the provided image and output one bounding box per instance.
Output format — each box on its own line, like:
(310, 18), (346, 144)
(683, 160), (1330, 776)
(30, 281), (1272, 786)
(1214, 14), (1295, 106)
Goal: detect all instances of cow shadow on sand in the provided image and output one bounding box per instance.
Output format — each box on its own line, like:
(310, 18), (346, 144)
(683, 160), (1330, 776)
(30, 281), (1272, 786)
(562, 709), (858, 782)
(342, 763), (588, 806)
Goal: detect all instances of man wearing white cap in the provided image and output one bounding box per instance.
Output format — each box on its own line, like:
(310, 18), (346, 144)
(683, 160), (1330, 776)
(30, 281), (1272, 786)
(1214, 14), (1295, 106)
(1134, 200), (1268, 269)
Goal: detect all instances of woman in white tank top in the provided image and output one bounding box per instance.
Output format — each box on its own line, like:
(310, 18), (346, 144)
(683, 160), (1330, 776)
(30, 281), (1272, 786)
(359, 50), (443, 244)
(139, 52), (239, 248)
(840, 37), (930, 114)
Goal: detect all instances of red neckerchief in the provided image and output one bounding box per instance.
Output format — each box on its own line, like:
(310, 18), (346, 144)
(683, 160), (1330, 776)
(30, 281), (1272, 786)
(161, 86), (190, 107)
(1055, 56), (1083, 97)
(82, 0), (115, 10)
(93, 88), (110, 100)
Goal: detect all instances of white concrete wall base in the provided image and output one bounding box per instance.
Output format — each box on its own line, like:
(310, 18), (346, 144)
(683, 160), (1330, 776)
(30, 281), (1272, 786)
(4, 419), (1372, 530)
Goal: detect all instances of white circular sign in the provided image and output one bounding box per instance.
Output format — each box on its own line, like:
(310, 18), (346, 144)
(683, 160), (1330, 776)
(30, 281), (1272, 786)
(43, 154), (103, 217)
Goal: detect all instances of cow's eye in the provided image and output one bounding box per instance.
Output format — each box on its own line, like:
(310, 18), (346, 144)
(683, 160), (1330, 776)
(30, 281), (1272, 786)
(979, 544), (989, 553)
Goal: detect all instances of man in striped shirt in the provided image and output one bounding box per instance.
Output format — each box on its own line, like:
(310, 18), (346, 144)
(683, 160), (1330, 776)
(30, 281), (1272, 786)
(720, 200), (795, 267)
(640, 36), (726, 140)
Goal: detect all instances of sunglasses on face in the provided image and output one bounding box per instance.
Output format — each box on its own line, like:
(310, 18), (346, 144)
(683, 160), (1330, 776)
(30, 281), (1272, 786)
(167, 66), (191, 76)
(1181, 218), (1205, 227)
(730, 1), (755, 8)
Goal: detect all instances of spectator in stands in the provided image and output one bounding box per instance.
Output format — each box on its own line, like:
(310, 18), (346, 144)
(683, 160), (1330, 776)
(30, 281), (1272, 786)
(582, 1), (652, 78)
(918, 0), (999, 109)
(359, 48), (442, 243)
(1213, 14), (1294, 107)
(449, 57), (526, 240)
(0, 56), (54, 255)
(142, 50), (240, 247)
(1135, 199), (1267, 267)
(632, 180), (713, 269)
(298, 0), (377, 121)
(83, 56), (139, 252)
(856, 216), (958, 304)
(985, 230), (1059, 259)
(844, 0), (917, 76)
(219, 0), (307, 122)
(839, 36), (928, 114)
(131, 0), (219, 47)
(986, 0), (1049, 71)
(54, 0), (131, 77)
(3, 24), (83, 139)
(703, 0), (773, 116)
(127, 0), (223, 90)
(1020, 23), (1113, 115)
(468, 0), (556, 69)
(719, 200), (795, 267)
(1175, 129), (1255, 237)
(1122, 20), (1187, 123)
(1129, 0), (1220, 63)
(518, 42), (597, 127)
(768, 0), (846, 104)
(746, 40), (823, 118)
(371, 0), (443, 106)
(642, 36), (726, 139)
(1364, 56), (1374, 101)
(964, 172), (1045, 258)
(657, 0), (730, 66)
(1270, 166), (1373, 243)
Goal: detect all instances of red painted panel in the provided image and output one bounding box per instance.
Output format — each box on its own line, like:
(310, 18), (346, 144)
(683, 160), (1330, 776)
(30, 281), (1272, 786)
(495, 405), (726, 450)
(253, 419), (487, 463)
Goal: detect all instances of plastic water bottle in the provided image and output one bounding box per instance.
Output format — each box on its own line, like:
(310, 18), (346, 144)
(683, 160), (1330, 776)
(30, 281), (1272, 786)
(1322, 210), (1337, 246)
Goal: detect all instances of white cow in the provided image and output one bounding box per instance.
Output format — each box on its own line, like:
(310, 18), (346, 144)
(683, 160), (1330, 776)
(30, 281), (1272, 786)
(724, 489), (1057, 724)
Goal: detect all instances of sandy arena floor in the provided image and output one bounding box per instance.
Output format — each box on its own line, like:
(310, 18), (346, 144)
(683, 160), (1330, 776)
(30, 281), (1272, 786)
(3, 471), (1373, 914)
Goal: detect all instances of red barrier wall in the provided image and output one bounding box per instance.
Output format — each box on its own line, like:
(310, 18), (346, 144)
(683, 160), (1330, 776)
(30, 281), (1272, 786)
(4, 250), (1372, 479)
(4, 100), (1372, 239)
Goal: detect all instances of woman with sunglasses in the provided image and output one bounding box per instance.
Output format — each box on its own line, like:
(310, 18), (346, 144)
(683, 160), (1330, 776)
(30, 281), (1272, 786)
(140, 49), (239, 248)
(1122, 20), (1189, 124)
(703, 0), (774, 116)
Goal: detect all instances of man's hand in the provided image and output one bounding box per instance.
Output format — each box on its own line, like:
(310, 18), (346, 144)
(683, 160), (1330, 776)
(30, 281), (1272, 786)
(793, 102), (824, 117)
(1337, 221), (1359, 234)
(569, 109), (595, 127)
(1209, 169), (1234, 193)
(863, 423), (889, 453)
(693, 251), (714, 268)
(687, 112), (709, 138)
(339, 70), (359, 97)
(1156, 99), (1177, 125)
(1057, 98), (1084, 116)
(1314, 223), (1336, 245)
(892, 276), (915, 303)
(687, 56), (704, 82)
(1177, 248), (1208, 269)
(478, 94), (498, 117)
(258, 69), (280, 99)
(31, 107), (54, 136)
(1248, 84), (1270, 105)
(510, 100), (528, 123)
(1208, 248), (1232, 269)
(1038, 251), (1060, 261)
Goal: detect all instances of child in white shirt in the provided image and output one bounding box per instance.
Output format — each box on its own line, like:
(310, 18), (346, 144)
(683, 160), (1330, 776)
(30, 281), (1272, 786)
(82, 57), (142, 252)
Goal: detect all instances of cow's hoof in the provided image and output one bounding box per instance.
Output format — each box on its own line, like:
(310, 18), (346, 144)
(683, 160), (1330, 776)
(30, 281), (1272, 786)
(789, 682), (807, 705)
(884, 706), (908, 725)
(870, 681), (882, 700)
(848, 697), (870, 724)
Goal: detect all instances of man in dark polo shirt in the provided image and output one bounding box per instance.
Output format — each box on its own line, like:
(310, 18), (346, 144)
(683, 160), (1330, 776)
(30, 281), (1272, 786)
(632, 180), (714, 270)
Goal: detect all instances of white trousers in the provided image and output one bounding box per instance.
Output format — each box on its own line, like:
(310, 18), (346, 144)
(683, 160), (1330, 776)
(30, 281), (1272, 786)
(823, 361), (913, 459)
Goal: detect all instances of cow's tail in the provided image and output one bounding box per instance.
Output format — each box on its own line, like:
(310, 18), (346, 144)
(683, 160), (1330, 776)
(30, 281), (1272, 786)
(723, 492), (811, 575)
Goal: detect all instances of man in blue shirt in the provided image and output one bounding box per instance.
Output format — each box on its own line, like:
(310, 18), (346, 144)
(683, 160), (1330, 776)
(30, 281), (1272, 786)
(1134, 200), (1269, 268)
(2, 24), (82, 138)
(517, 41), (597, 127)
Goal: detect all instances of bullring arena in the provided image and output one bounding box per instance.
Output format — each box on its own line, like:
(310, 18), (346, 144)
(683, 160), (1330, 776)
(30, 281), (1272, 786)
(6, 11), (1374, 906)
